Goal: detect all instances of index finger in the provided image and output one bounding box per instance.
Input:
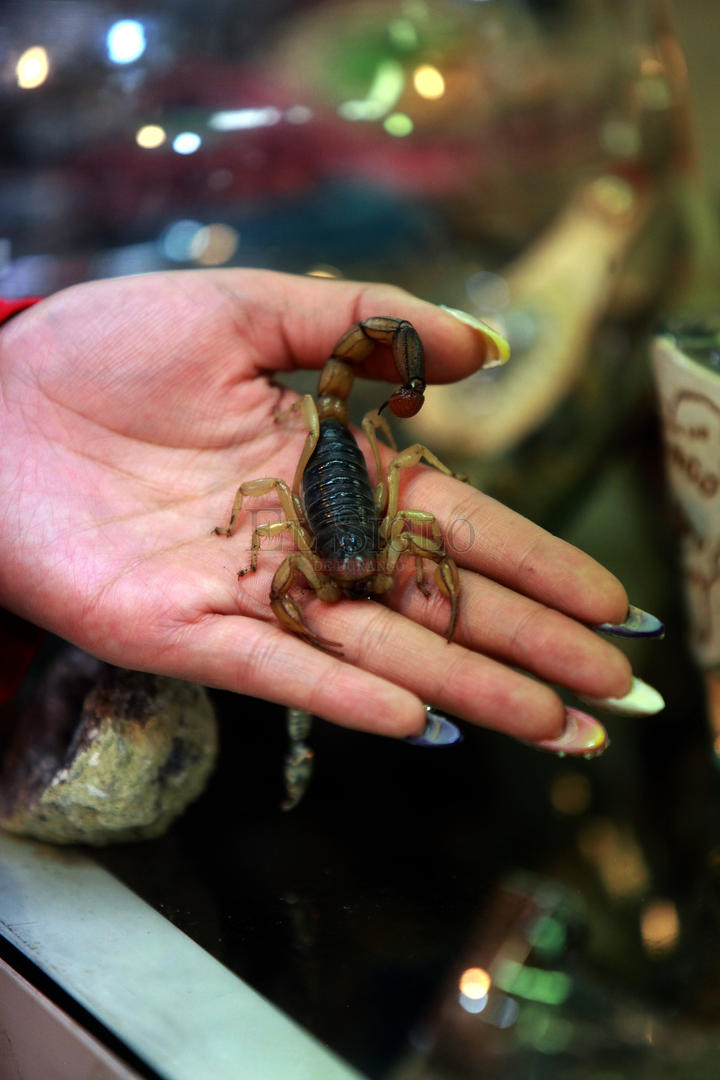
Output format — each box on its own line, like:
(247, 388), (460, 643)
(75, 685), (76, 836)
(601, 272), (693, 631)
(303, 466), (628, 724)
(207, 267), (508, 384)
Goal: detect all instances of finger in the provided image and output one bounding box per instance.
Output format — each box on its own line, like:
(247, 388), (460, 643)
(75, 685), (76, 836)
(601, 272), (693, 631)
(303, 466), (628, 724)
(165, 611), (430, 737)
(203, 267), (504, 383)
(231, 592), (572, 745)
(394, 468), (630, 628)
(386, 562), (633, 702)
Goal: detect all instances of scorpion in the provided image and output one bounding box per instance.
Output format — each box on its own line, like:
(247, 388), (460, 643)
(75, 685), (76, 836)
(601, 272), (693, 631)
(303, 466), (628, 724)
(214, 316), (462, 654)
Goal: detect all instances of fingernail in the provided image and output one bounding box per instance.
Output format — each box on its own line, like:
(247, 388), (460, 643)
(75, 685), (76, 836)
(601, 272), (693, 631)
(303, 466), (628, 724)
(594, 604), (665, 639)
(526, 707), (609, 759)
(579, 676), (665, 717)
(439, 305), (511, 368)
(405, 707), (463, 747)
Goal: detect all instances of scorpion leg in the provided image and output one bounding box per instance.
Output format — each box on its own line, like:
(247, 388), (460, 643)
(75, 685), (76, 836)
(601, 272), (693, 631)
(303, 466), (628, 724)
(361, 409), (397, 516)
(270, 551), (343, 654)
(214, 476), (295, 539)
(407, 535), (461, 642)
(289, 395), (320, 499)
(216, 473), (341, 648)
(386, 509), (441, 594)
(385, 443), (464, 522)
(240, 517), (314, 577)
(273, 394), (320, 516)
(215, 476), (316, 579)
(376, 508), (460, 641)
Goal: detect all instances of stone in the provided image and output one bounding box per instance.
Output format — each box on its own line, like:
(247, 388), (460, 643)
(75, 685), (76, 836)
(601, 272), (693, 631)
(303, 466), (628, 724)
(0, 648), (218, 845)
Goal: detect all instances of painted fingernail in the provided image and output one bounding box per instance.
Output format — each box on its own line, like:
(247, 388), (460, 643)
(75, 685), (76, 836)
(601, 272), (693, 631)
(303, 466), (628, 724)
(439, 305), (511, 368)
(526, 707), (609, 759)
(405, 707), (463, 747)
(594, 604), (665, 638)
(579, 676), (665, 717)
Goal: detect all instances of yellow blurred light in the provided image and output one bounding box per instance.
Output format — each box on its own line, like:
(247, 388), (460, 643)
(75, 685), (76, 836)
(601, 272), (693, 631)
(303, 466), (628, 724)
(307, 265), (341, 278)
(640, 56), (664, 77)
(550, 772), (591, 815)
(190, 224), (239, 266)
(16, 46), (49, 90)
(136, 124), (166, 149)
(640, 898), (680, 956)
(459, 967), (491, 1000)
(577, 818), (649, 900)
(413, 64), (445, 100)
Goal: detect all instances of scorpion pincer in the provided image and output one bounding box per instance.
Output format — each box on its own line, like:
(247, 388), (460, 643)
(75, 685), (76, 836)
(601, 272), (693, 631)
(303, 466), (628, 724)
(214, 316), (462, 654)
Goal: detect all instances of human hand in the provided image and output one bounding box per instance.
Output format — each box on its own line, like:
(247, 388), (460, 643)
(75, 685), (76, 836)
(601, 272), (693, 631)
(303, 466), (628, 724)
(0, 269), (661, 751)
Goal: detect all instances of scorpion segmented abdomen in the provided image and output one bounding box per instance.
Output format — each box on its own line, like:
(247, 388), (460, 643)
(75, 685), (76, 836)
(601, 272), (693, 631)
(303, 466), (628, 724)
(302, 420), (378, 560)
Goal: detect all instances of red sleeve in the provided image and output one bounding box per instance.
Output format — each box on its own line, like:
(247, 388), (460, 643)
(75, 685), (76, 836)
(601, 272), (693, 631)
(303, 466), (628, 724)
(0, 297), (43, 324)
(0, 296), (46, 703)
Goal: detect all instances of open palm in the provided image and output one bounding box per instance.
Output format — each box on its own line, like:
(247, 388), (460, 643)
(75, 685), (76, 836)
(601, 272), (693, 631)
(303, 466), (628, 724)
(0, 269), (635, 744)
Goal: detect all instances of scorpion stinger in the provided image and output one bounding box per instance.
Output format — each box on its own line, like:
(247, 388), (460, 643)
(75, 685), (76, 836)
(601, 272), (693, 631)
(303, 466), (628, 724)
(374, 318), (427, 418)
(214, 316), (462, 650)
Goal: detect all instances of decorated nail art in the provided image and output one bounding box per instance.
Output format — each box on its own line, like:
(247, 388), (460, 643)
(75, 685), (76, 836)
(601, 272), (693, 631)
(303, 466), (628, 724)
(579, 676), (665, 717)
(594, 604), (665, 639)
(439, 305), (511, 368)
(405, 707), (463, 747)
(526, 707), (609, 759)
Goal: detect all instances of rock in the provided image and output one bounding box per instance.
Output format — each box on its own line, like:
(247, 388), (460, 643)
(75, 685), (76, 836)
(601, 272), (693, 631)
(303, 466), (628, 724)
(0, 648), (218, 845)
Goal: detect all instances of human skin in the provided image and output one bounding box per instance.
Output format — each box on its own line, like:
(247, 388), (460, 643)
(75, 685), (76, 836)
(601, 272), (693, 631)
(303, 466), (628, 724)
(0, 269), (633, 744)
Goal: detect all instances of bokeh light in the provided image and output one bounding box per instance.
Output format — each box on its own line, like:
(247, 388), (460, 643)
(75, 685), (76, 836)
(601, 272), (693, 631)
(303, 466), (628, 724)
(136, 124), (166, 149)
(640, 898), (680, 956)
(16, 46), (49, 90)
(413, 64), (446, 99)
(459, 966), (492, 999)
(384, 113), (414, 137)
(106, 20), (146, 65)
(190, 224), (239, 266)
(172, 132), (202, 155)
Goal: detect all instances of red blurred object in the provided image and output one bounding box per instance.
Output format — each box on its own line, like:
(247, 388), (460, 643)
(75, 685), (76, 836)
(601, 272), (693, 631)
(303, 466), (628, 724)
(0, 298), (43, 322)
(0, 296), (44, 705)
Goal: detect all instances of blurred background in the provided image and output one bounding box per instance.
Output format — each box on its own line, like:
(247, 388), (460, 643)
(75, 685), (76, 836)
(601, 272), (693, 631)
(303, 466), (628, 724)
(4, 1), (720, 1078)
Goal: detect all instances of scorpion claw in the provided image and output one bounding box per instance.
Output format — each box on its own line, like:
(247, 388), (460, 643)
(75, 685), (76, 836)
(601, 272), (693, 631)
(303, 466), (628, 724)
(445, 596), (459, 643)
(434, 559), (460, 642)
(271, 596), (344, 654)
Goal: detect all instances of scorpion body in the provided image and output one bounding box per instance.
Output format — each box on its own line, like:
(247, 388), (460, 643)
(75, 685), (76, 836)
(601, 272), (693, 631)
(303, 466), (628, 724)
(215, 316), (462, 653)
(302, 418), (378, 581)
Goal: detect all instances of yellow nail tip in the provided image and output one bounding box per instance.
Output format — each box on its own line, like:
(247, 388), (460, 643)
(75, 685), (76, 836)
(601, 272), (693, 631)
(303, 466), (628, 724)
(439, 304), (511, 367)
(525, 708), (609, 758)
